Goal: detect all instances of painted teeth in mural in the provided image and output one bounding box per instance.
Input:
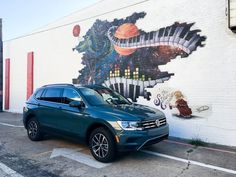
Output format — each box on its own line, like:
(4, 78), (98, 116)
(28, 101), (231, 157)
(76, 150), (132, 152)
(72, 12), (206, 103)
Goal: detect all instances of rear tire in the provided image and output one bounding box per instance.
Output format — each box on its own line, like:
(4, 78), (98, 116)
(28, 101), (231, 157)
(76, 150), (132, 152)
(89, 127), (116, 163)
(26, 118), (43, 141)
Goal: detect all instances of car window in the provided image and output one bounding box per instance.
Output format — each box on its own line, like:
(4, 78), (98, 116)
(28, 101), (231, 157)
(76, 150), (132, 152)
(96, 88), (131, 105)
(79, 88), (108, 106)
(41, 88), (62, 103)
(34, 88), (44, 100)
(62, 88), (81, 104)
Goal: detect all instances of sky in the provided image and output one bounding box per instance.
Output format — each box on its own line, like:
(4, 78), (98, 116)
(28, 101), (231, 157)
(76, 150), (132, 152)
(0, 0), (99, 41)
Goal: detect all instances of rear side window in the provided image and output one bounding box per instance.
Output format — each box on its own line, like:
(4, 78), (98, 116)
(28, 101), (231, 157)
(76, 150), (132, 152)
(62, 88), (81, 104)
(41, 88), (62, 103)
(34, 89), (44, 100)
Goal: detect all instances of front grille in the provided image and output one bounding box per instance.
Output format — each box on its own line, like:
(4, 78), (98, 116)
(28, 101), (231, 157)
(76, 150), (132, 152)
(140, 118), (166, 130)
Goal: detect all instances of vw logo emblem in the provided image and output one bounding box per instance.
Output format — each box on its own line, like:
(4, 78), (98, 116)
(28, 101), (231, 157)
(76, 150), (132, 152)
(155, 119), (160, 127)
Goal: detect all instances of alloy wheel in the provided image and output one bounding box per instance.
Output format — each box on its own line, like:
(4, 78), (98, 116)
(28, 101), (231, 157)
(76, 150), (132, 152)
(28, 120), (38, 138)
(91, 133), (109, 158)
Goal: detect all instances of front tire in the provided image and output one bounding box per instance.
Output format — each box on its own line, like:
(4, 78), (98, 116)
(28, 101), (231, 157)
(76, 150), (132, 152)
(26, 118), (43, 141)
(89, 127), (116, 163)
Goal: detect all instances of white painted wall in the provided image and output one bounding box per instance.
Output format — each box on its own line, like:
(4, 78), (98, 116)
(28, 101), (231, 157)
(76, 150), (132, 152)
(3, 0), (236, 146)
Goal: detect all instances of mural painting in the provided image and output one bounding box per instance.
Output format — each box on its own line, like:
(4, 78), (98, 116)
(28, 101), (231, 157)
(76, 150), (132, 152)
(72, 12), (207, 118)
(153, 87), (211, 119)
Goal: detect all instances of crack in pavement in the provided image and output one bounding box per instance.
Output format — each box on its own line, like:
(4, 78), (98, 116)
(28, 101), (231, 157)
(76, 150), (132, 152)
(175, 148), (194, 177)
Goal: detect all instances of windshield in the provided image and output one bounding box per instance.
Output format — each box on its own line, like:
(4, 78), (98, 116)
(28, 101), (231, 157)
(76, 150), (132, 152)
(95, 88), (131, 105)
(79, 88), (108, 106)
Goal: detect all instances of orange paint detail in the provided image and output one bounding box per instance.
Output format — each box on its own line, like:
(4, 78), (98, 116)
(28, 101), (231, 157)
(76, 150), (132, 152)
(73, 25), (81, 37)
(114, 23), (140, 56)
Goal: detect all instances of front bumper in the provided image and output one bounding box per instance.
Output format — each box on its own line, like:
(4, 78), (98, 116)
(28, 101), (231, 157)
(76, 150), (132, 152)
(116, 124), (169, 152)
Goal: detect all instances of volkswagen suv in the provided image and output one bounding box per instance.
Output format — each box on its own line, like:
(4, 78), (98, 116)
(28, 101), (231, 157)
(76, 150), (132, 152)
(23, 84), (169, 162)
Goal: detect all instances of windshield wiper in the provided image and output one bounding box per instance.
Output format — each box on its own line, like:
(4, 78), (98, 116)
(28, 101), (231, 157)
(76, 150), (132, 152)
(117, 102), (132, 105)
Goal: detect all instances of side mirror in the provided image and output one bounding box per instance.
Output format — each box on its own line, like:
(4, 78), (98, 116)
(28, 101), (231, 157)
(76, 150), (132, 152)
(69, 101), (83, 109)
(127, 98), (133, 103)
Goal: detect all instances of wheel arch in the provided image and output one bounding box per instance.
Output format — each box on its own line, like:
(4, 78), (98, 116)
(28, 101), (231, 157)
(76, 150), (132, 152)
(85, 121), (116, 145)
(24, 113), (36, 128)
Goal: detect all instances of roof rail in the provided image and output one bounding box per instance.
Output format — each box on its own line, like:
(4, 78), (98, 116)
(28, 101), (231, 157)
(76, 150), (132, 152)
(42, 83), (74, 87)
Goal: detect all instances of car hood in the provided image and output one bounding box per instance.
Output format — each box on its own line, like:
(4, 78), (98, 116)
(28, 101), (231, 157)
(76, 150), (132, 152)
(94, 103), (165, 121)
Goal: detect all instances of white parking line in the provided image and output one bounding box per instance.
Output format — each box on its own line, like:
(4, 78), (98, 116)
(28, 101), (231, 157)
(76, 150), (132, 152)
(0, 122), (24, 128)
(142, 150), (236, 175)
(0, 162), (24, 177)
(50, 148), (110, 168)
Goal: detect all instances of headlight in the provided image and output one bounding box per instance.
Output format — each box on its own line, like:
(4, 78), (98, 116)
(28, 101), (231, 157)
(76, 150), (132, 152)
(117, 121), (143, 131)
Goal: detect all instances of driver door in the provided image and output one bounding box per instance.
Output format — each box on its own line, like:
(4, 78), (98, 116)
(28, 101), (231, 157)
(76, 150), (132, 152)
(58, 88), (87, 136)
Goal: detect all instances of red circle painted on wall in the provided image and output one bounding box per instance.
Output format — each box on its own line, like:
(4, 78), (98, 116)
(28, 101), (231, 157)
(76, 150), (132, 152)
(73, 25), (81, 37)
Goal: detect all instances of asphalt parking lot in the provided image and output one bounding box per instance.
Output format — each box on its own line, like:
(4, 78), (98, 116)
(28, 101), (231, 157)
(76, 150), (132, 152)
(0, 112), (236, 177)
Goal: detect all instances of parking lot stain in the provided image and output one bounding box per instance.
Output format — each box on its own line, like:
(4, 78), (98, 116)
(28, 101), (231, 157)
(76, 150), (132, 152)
(0, 153), (59, 177)
(186, 149), (194, 154)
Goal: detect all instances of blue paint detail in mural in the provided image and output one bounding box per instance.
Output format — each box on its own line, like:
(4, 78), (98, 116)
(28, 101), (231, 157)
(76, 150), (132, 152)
(73, 12), (206, 101)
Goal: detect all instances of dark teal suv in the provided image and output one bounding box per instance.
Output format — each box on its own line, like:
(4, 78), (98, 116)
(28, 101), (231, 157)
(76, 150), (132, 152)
(23, 84), (169, 162)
